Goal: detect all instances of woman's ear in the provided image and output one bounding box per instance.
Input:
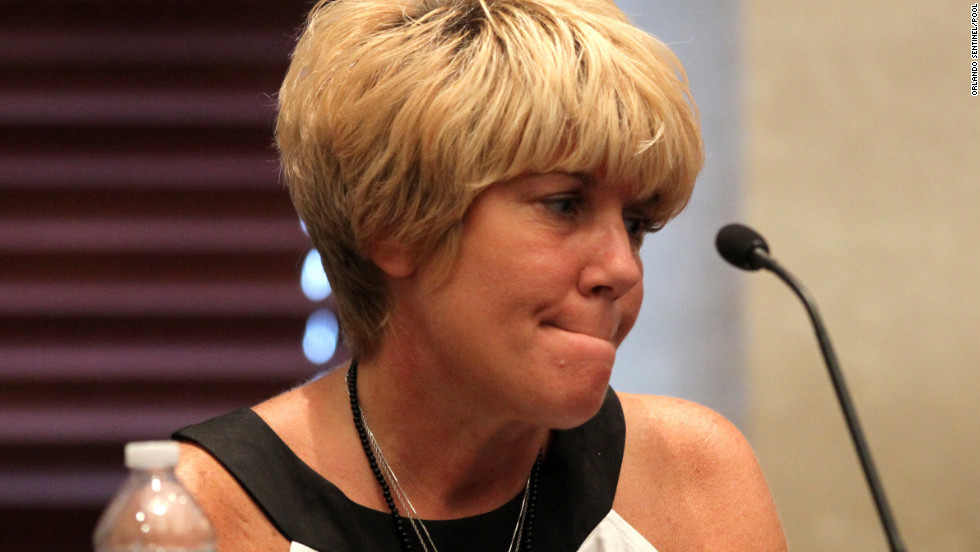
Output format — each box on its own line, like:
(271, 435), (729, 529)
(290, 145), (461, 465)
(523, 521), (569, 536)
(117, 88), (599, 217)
(369, 240), (417, 279)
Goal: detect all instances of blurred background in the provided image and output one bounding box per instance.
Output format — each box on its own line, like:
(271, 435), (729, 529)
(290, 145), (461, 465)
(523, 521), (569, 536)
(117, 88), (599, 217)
(0, 0), (976, 550)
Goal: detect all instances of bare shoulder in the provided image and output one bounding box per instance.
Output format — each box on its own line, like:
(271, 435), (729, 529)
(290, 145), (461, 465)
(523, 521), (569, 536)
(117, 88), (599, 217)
(617, 392), (753, 470)
(172, 377), (344, 552)
(613, 392), (787, 551)
(176, 442), (289, 552)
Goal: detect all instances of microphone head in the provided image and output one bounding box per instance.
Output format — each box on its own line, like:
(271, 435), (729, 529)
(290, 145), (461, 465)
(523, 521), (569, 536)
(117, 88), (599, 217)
(715, 223), (770, 271)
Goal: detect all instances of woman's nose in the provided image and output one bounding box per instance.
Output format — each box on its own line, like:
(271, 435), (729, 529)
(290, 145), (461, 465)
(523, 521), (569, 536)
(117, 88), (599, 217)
(577, 215), (643, 299)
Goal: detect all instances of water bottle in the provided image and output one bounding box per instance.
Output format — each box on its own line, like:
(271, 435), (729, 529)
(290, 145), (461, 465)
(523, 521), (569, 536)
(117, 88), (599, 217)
(93, 441), (216, 552)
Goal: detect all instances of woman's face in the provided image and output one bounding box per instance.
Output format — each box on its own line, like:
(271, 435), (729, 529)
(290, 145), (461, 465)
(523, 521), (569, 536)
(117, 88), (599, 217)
(394, 172), (651, 429)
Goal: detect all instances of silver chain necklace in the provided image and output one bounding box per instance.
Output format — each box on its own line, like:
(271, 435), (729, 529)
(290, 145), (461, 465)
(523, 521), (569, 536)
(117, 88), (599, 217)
(345, 362), (540, 552)
(362, 416), (533, 552)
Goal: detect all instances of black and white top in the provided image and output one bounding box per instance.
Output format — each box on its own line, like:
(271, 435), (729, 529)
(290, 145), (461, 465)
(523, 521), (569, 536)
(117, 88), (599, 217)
(173, 388), (658, 552)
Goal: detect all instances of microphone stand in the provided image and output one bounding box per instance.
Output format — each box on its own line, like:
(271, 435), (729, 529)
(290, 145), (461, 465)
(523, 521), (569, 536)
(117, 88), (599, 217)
(751, 249), (907, 552)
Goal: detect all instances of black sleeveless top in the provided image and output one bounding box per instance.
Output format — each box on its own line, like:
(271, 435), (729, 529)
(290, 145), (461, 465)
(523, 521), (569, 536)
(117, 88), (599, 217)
(173, 387), (626, 551)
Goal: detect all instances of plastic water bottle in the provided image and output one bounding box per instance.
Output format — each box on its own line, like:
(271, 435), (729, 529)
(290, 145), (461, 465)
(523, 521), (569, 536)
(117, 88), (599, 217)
(93, 441), (216, 552)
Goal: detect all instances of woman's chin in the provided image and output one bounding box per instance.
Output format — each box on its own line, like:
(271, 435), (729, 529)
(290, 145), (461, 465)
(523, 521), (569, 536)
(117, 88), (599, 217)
(540, 362), (615, 430)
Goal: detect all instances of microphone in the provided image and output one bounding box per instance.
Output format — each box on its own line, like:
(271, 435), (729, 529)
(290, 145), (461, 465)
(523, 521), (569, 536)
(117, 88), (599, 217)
(715, 223), (907, 552)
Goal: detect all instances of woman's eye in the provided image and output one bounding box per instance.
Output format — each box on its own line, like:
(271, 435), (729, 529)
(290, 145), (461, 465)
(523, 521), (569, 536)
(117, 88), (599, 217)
(543, 195), (580, 217)
(624, 217), (663, 244)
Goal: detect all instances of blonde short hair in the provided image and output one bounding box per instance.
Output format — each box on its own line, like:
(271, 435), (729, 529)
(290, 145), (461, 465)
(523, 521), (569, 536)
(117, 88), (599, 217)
(277, 0), (704, 360)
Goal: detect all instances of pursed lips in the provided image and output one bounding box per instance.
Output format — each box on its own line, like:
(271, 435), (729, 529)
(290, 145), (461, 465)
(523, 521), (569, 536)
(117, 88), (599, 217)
(540, 319), (618, 344)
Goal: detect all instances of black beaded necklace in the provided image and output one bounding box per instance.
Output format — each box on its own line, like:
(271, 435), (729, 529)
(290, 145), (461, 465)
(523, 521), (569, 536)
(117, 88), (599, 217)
(346, 360), (542, 552)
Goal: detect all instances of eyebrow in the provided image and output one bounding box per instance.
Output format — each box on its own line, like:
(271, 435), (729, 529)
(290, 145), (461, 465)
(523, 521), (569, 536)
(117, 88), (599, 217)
(570, 172), (597, 187)
(571, 171), (661, 211)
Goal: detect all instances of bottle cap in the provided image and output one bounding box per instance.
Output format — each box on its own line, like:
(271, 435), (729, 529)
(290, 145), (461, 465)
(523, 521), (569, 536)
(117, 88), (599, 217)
(125, 440), (180, 469)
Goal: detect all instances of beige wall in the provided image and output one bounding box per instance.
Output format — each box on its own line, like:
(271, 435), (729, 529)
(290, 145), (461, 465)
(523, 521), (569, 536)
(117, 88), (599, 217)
(743, 1), (979, 550)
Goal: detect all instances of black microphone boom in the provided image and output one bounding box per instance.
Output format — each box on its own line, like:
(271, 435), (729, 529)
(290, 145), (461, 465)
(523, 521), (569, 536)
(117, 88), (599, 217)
(715, 223), (907, 552)
(715, 223), (770, 270)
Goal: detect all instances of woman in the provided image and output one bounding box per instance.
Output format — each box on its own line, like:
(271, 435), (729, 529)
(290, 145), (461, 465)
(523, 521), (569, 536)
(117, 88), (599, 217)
(175, 0), (788, 550)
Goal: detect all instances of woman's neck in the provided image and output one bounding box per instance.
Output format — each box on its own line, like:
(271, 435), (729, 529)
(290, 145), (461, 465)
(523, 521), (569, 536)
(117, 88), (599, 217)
(348, 353), (550, 520)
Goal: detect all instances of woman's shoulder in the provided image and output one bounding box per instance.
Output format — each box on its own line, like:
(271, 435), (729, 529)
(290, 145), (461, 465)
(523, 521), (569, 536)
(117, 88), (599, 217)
(613, 392), (787, 551)
(176, 441), (289, 551)
(173, 381), (326, 551)
(615, 392), (755, 504)
(616, 392), (747, 463)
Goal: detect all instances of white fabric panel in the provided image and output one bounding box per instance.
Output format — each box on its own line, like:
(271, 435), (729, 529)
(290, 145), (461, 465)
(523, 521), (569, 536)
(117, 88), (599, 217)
(578, 510), (660, 552)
